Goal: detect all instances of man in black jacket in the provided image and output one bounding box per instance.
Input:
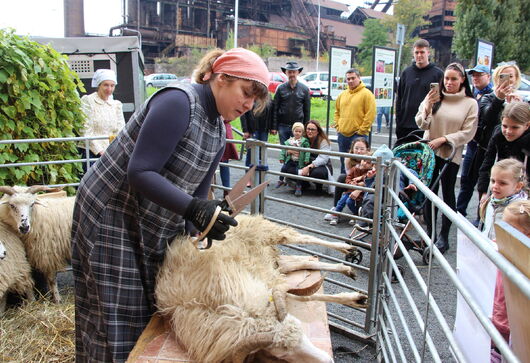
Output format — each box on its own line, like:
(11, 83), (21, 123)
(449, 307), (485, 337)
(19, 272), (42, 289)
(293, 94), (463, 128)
(241, 102), (275, 167)
(395, 39), (443, 140)
(272, 61), (311, 146)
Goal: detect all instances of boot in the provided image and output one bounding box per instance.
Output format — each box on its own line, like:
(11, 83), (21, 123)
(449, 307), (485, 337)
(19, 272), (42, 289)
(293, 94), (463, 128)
(434, 225), (450, 254)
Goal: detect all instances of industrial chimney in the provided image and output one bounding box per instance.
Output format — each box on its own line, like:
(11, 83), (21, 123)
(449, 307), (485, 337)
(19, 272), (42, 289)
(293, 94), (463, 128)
(64, 0), (85, 37)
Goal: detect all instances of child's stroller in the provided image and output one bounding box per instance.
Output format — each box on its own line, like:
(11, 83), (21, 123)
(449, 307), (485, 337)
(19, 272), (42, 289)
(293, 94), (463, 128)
(347, 131), (454, 265)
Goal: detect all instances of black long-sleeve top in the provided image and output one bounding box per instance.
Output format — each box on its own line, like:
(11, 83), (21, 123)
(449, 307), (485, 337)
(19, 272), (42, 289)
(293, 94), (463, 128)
(127, 84), (224, 216)
(272, 81), (310, 129)
(240, 101), (273, 134)
(477, 126), (530, 194)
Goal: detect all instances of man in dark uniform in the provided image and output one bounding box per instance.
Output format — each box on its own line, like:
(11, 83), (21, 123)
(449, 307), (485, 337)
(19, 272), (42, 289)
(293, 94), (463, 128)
(272, 61), (311, 146)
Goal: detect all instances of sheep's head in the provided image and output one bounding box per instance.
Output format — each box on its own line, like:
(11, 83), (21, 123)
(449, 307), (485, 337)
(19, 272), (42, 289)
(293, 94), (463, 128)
(0, 185), (60, 235)
(0, 240), (6, 260)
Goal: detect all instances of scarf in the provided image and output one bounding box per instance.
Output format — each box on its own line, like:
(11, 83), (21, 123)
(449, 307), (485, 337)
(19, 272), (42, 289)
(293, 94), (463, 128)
(473, 83), (493, 98)
(491, 189), (528, 209)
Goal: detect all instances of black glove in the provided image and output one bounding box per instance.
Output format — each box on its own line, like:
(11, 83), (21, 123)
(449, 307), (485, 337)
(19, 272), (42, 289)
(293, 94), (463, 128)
(184, 198), (238, 241)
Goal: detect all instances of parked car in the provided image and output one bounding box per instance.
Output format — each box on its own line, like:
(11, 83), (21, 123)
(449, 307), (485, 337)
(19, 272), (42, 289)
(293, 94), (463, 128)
(516, 77), (530, 102)
(144, 73), (178, 88)
(297, 76), (321, 97)
(268, 72), (287, 93)
(301, 72), (329, 98)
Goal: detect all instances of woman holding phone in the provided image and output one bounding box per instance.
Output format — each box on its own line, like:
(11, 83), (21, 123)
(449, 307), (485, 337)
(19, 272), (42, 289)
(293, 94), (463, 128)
(415, 62), (478, 254)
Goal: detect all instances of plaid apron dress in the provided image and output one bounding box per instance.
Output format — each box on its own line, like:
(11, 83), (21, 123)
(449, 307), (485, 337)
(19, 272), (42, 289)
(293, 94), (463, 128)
(71, 84), (225, 362)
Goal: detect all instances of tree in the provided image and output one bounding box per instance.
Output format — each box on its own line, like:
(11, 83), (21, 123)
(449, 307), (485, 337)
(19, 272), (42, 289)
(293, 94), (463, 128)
(452, 0), (522, 69)
(356, 19), (390, 75)
(0, 29), (85, 187)
(382, 0), (432, 70)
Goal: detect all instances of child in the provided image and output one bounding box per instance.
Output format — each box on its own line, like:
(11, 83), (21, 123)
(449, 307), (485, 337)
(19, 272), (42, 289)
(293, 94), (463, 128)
(490, 200), (530, 362)
(480, 158), (528, 241)
(325, 137), (370, 220)
(329, 153), (374, 225)
(276, 122), (310, 196)
(477, 101), (530, 202)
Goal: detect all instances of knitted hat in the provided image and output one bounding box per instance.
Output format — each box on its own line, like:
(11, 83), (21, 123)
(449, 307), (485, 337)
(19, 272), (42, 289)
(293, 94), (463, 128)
(211, 48), (269, 88)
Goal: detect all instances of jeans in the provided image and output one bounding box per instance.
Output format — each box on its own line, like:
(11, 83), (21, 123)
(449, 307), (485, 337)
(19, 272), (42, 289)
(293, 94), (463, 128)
(338, 133), (367, 174)
(335, 193), (359, 214)
(278, 124), (293, 149)
(219, 163), (230, 188)
(376, 107), (391, 132)
(424, 157), (460, 238)
(245, 130), (269, 167)
(399, 168), (419, 190)
(456, 140), (478, 216)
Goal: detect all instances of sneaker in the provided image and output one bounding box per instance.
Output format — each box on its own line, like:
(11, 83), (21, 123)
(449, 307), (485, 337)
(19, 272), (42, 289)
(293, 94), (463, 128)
(294, 185), (302, 197)
(348, 219), (356, 225)
(324, 207), (336, 221)
(329, 216), (338, 225)
(275, 180), (284, 189)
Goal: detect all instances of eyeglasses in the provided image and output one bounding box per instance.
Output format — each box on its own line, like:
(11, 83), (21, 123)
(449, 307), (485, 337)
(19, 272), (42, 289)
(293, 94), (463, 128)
(306, 128), (317, 132)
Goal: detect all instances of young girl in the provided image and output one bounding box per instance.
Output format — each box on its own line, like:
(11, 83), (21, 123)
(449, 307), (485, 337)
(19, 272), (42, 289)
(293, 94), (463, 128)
(477, 101), (530, 200)
(480, 158), (528, 241)
(325, 137), (370, 220)
(276, 122), (310, 195)
(329, 153), (374, 225)
(490, 200), (530, 362)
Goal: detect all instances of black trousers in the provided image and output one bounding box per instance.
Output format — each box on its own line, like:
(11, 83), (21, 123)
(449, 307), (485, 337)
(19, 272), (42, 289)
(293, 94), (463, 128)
(333, 174), (347, 205)
(424, 156), (460, 237)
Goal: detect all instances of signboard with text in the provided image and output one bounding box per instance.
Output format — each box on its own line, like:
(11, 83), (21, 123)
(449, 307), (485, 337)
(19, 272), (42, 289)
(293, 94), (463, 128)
(372, 46), (397, 108)
(328, 46), (353, 101)
(475, 39), (494, 72)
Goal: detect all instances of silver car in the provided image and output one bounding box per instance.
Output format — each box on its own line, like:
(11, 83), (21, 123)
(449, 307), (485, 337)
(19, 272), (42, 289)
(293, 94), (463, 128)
(144, 73), (178, 88)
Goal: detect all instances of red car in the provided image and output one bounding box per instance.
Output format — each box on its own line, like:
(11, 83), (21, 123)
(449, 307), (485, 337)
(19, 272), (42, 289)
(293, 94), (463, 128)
(268, 72), (287, 93)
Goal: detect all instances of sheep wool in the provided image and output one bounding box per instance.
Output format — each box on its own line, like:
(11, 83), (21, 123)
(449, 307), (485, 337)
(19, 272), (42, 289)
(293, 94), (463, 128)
(0, 222), (34, 315)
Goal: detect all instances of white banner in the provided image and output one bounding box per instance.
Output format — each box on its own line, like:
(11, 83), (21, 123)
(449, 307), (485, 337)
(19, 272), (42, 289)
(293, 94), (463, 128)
(453, 229), (497, 362)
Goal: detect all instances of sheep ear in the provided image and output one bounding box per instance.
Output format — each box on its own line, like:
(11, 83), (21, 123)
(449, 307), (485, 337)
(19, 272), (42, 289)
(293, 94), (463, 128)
(0, 186), (16, 195)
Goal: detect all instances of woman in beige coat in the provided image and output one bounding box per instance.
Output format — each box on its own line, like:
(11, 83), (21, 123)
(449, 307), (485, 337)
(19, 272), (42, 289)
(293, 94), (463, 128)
(415, 62), (478, 254)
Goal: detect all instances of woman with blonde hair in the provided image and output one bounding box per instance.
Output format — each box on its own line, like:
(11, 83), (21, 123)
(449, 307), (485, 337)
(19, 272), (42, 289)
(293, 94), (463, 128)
(71, 48), (270, 362)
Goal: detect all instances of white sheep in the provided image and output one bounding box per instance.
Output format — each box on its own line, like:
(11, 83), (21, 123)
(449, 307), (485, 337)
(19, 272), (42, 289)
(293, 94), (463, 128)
(0, 221), (34, 315)
(0, 185), (74, 303)
(155, 214), (367, 363)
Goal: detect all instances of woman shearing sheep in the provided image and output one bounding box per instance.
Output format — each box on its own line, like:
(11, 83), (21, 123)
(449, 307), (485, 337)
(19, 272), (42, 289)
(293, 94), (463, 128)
(71, 48), (270, 362)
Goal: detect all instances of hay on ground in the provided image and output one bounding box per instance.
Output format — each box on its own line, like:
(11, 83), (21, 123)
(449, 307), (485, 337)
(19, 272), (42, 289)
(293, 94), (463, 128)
(0, 291), (75, 362)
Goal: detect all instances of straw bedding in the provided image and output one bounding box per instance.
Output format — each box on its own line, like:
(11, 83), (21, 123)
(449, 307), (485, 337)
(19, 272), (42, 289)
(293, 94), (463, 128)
(0, 291), (75, 362)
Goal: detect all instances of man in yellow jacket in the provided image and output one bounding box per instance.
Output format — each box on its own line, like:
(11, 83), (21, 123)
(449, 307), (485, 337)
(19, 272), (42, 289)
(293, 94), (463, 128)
(334, 68), (376, 173)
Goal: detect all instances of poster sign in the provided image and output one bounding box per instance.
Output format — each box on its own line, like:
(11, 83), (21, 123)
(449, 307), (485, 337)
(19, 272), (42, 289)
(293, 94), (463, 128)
(475, 39), (494, 72)
(328, 46), (353, 101)
(453, 229), (497, 362)
(372, 46), (396, 108)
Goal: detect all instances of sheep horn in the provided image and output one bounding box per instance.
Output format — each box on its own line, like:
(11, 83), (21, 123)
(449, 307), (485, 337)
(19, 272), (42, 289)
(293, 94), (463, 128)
(0, 186), (16, 195)
(272, 288), (288, 322)
(27, 185), (63, 194)
(231, 332), (275, 363)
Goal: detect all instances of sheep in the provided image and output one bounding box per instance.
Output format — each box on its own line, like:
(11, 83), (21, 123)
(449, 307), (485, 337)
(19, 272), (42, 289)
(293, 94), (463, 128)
(0, 221), (34, 315)
(0, 185), (74, 303)
(155, 214), (368, 363)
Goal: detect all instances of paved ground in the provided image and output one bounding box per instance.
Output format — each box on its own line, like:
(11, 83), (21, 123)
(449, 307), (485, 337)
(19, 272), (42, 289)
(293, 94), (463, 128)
(55, 121), (479, 362)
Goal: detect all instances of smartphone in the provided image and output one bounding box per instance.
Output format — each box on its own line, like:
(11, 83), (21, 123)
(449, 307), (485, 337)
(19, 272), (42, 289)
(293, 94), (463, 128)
(430, 82), (440, 95)
(499, 73), (510, 82)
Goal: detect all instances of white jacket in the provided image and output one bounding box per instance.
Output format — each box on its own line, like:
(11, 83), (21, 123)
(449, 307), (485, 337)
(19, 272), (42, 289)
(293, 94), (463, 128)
(80, 92), (125, 155)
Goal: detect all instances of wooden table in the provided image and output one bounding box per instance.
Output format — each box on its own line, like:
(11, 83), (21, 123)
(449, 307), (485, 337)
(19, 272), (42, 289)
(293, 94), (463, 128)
(128, 256), (333, 362)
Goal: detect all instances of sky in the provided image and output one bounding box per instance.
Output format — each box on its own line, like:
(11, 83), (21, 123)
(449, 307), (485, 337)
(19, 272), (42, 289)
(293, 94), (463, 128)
(0, 0), (377, 38)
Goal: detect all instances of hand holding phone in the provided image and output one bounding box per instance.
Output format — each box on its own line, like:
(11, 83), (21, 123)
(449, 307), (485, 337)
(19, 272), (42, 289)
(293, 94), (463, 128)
(427, 82), (440, 105)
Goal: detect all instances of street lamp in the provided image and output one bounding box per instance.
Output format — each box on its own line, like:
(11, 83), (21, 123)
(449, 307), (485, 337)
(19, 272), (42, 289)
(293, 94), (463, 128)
(234, 0), (239, 48)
